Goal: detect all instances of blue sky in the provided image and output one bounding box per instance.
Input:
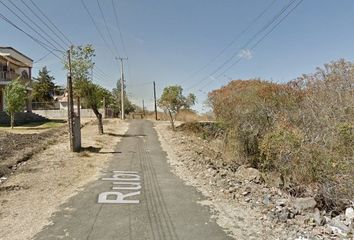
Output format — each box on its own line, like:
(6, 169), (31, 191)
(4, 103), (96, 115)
(1, 0), (354, 112)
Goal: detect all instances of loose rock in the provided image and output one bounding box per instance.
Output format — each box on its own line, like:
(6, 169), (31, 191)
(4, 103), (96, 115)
(292, 197), (317, 212)
(235, 166), (262, 183)
(345, 207), (354, 225)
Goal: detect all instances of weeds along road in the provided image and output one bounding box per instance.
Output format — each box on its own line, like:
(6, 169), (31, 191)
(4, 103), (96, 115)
(34, 120), (231, 240)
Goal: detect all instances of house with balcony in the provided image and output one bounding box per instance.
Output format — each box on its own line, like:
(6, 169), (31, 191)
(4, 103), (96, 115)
(0, 46), (33, 112)
(0, 47), (48, 125)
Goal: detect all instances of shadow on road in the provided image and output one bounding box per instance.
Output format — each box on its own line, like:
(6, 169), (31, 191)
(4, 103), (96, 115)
(81, 146), (121, 155)
(97, 151), (122, 154)
(81, 146), (102, 153)
(106, 132), (146, 138)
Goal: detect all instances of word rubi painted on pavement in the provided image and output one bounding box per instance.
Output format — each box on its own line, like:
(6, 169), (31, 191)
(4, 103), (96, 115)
(98, 170), (141, 204)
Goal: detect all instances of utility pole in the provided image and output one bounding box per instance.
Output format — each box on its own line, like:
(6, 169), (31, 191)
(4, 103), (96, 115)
(142, 100), (145, 115)
(67, 47), (77, 152)
(153, 81), (158, 120)
(117, 57), (128, 120)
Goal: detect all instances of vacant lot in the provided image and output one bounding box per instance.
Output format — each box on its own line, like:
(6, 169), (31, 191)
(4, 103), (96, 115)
(0, 121), (68, 177)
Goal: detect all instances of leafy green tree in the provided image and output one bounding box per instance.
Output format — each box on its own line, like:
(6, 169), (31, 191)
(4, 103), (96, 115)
(158, 85), (196, 130)
(64, 45), (95, 84)
(76, 80), (111, 134)
(64, 45), (106, 134)
(32, 66), (56, 102)
(4, 78), (27, 128)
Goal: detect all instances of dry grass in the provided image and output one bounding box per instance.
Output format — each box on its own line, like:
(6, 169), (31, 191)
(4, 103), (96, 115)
(207, 59), (354, 212)
(145, 109), (211, 122)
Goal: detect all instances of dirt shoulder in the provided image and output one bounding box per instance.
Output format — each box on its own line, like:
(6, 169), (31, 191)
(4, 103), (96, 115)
(0, 119), (129, 240)
(155, 121), (341, 240)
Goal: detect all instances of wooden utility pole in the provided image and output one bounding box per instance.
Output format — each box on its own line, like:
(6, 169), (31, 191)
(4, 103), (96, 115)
(142, 100), (145, 115)
(77, 96), (80, 118)
(153, 81), (158, 120)
(67, 48), (77, 152)
(118, 57), (128, 120)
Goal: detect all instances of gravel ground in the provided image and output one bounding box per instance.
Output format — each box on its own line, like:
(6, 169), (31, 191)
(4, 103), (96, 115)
(154, 121), (335, 240)
(0, 119), (129, 240)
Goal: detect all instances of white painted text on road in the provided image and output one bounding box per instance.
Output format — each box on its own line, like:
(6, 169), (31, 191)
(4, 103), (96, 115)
(98, 171), (141, 204)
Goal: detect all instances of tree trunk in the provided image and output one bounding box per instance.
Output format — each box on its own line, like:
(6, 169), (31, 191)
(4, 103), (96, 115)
(10, 113), (14, 129)
(168, 110), (175, 131)
(92, 107), (104, 134)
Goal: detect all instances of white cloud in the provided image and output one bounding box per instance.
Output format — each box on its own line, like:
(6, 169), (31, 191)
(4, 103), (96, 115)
(238, 49), (253, 60)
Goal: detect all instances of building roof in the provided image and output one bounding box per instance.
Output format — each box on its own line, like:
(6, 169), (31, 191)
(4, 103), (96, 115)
(0, 47), (33, 61)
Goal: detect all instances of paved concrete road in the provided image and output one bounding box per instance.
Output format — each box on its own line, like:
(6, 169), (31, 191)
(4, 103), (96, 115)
(34, 120), (231, 240)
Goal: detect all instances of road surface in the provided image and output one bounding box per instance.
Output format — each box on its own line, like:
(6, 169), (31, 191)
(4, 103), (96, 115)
(34, 120), (231, 240)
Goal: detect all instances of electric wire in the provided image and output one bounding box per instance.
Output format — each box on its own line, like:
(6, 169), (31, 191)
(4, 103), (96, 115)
(29, 0), (73, 46)
(111, 0), (133, 83)
(80, 0), (117, 59)
(185, 0), (300, 91)
(180, 0), (278, 84)
(20, 0), (70, 48)
(111, 0), (128, 58)
(94, 71), (111, 81)
(0, 0), (64, 53)
(1, 1), (113, 86)
(197, 0), (304, 91)
(7, 0), (67, 51)
(95, 65), (115, 80)
(34, 51), (52, 63)
(0, 12), (62, 60)
(96, 0), (120, 58)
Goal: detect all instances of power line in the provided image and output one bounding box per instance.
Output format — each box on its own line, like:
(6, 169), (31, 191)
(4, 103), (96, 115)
(94, 70), (111, 82)
(0, 0), (63, 52)
(111, 0), (128, 58)
(0, 12), (62, 60)
(7, 0), (67, 51)
(29, 0), (73, 45)
(180, 0), (278, 84)
(96, 0), (120, 58)
(34, 51), (52, 63)
(111, 0), (133, 83)
(186, 0), (298, 90)
(0, 1), (113, 88)
(92, 72), (107, 83)
(216, 0), (303, 80)
(95, 65), (115, 80)
(185, 0), (300, 91)
(25, 0), (115, 85)
(20, 0), (71, 48)
(80, 0), (116, 59)
(197, 0), (304, 91)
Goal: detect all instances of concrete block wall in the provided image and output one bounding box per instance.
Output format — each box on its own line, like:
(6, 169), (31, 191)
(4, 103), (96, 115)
(33, 109), (105, 119)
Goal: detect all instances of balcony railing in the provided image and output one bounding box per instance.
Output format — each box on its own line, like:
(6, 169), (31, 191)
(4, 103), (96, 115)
(0, 71), (22, 81)
(0, 71), (31, 87)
